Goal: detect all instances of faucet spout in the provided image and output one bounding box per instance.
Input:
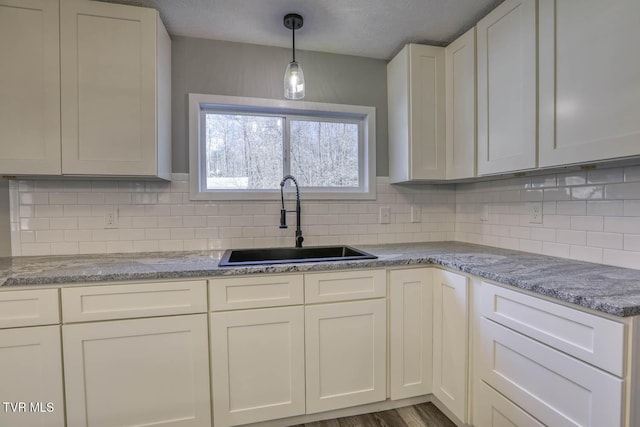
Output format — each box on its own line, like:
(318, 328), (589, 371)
(280, 175), (304, 248)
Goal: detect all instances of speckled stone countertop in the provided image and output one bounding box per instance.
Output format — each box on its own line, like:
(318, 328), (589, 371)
(1, 242), (640, 317)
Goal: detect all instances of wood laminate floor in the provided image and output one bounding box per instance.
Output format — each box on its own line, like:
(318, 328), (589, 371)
(289, 403), (456, 427)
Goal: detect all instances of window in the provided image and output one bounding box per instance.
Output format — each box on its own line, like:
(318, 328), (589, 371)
(189, 94), (376, 200)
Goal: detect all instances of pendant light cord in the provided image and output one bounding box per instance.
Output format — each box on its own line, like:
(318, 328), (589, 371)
(292, 26), (296, 62)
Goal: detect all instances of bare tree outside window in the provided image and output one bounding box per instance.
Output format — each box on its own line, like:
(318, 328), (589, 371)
(290, 120), (359, 188)
(205, 114), (283, 190)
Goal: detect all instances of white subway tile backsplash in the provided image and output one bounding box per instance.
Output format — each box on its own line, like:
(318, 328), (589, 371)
(454, 166), (640, 270)
(9, 168), (640, 270)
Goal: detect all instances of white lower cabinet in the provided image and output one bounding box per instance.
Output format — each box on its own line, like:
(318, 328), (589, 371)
(473, 280), (630, 427)
(389, 268), (433, 400)
(305, 299), (387, 414)
(0, 325), (65, 427)
(63, 314), (211, 427)
(210, 306), (306, 427)
(432, 270), (469, 423)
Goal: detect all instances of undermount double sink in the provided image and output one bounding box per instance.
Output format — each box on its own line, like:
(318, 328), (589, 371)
(218, 245), (377, 267)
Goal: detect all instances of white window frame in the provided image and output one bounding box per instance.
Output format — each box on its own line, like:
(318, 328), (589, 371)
(188, 93), (376, 201)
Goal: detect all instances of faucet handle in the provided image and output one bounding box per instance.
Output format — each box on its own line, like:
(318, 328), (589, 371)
(279, 209), (288, 229)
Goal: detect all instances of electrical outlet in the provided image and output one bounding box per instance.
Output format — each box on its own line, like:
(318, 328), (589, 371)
(104, 205), (119, 229)
(480, 204), (489, 222)
(529, 202), (543, 224)
(379, 207), (390, 224)
(410, 205), (421, 223)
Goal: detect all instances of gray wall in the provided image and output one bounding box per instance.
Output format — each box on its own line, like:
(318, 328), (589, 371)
(0, 180), (11, 257)
(171, 36), (389, 176)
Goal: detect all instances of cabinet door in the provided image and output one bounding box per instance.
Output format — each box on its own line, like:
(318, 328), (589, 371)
(477, 0), (537, 175)
(63, 314), (211, 427)
(446, 28), (476, 179)
(210, 307), (305, 427)
(389, 268), (433, 400)
(409, 45), (446, 180)
(0, 0), (61, 175)
(60, 0), (158, 176)
(0, 326), (65, 427)
(305, 299), (386, 413)
(539, 0), (640, 166)
(433, 270), (469, 422)
(388, 44), (445, 182)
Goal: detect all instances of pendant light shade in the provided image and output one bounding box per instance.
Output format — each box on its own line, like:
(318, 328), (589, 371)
(284, 13), (305, 99)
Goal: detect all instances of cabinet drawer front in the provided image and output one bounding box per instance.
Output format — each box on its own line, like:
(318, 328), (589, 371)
(0, 289), (59, 328)
(475, 381), (544, 427)
(305, 269), (386, 303)
(479, 281), (625, 376)
(478, 318), (623, 427)
(209, 275), (303, 311)
(61, 281), (207, 322)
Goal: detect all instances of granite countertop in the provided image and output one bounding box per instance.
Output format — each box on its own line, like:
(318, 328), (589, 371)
(1, 242), (640, 317)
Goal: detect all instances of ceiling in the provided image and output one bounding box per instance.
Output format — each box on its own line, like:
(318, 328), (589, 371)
(98, 0), (504, 60)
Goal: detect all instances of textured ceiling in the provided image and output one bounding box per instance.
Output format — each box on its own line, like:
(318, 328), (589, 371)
(98, 0), (504, 59)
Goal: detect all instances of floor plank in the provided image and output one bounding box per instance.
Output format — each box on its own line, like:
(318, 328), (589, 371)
(295, 403), (455, 427)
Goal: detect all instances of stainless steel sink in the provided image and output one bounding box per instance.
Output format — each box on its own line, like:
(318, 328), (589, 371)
(218, 245), (377, 267)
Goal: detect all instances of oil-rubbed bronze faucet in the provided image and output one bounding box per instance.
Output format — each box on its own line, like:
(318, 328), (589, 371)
(279, 175), (304, 248)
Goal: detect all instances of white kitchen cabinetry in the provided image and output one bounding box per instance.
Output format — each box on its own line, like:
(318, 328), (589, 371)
(61, 0), (171, 178)
(61, 281), (211, 427)
(0, 0), (61, 175)
(0, 288), (64, 427)
(476, 0), (537, 175)
(0, 0), (170, 178)
(209, 274), (306, 427)
(474, 281), (628, 427)
(305, 299), (387, 413)
(388, 44), (446, 182)
(538, 0), (640, 167)
(445, 28), (476, 180)
(432, 270), (469, 423)
(389, 268), (433, 400)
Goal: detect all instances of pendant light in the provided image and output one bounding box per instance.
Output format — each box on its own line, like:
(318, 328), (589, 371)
(283, 13), (305, 99)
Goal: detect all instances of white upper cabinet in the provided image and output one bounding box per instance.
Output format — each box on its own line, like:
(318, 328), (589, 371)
(0, 0), (61, 175)
(538, 0), (640, 167)
(388, 44), (446, 182)
(61, 0), (171, 178)
(476, 0), (537, 175)
(0, 0), (171, 179)
(445, 28), (477, 180)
